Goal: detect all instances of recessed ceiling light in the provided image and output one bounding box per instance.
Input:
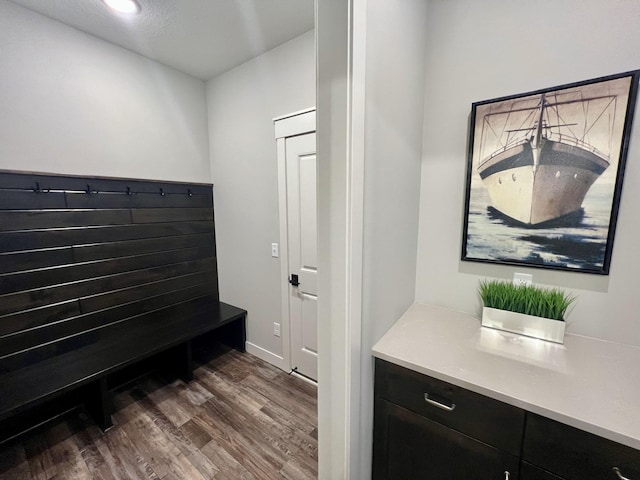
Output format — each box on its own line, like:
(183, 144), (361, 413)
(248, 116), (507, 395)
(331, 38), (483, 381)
(103, 0), (140, 14)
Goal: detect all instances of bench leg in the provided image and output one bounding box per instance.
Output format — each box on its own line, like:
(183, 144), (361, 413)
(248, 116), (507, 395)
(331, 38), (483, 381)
(234, 315), (247, 352)
(85, 377), (113, 431)
(219, 315), (247, 352)
(178, 340), (194, 383)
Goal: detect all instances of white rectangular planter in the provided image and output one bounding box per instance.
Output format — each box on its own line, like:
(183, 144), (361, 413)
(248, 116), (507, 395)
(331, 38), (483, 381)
(481, 307), (565, 344)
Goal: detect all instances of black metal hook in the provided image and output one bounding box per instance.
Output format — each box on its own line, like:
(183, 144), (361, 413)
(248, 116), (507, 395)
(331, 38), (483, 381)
(85, 184), (98, 195)
(32, 182), (50, 193)
(187, 189), (193, 197)
(126, 186), (133, 196)
(159, 188), (165, 196)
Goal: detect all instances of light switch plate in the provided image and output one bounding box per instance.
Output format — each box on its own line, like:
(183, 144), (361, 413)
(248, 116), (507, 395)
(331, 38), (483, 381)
(271, 243), (279, 258)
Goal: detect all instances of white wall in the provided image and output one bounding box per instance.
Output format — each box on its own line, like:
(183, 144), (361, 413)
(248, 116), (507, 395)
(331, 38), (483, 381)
(206, 31), (315, 365)
(0, 0), (210, 182)
(316, 0), (353, 475)
(315, 0), (428, 477)
(357, 1), (428, 478)
(415, 0), (640, 346)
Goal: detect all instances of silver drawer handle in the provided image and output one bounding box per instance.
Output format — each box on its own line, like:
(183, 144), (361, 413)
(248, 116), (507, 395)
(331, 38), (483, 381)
(613, 467), (631, 480)
(504, 472), (510, 480)
(423, 393), (456, 411)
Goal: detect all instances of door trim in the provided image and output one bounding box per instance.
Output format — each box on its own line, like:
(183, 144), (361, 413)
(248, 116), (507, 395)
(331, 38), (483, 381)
(274, 108), (316, 376)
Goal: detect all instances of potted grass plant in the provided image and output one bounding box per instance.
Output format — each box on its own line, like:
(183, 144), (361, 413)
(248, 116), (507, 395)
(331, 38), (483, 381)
(478, 279), (576, 344)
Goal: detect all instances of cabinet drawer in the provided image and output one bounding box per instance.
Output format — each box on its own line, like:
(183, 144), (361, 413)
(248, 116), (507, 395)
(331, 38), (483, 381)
(375, 359), (525, 455)
(523, 413), (640, 480)
(520, 462), (566, 480)
(373, 398), (520, 480)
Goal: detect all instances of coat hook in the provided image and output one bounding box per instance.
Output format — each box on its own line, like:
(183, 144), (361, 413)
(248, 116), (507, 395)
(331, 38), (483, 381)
(32, 182), (50, 193)
(187, 189), (193, 197)
(126, 186), (132, 196)
(159, 188), (165, 196)
(85, 184), (98, 195)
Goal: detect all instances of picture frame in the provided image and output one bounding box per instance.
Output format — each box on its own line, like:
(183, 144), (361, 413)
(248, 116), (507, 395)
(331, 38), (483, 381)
(461, 70), (639, 274)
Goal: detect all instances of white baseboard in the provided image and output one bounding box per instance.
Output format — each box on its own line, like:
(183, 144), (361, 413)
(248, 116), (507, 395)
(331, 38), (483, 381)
(245, 342), (287, 371)
(290, 370), (318, 387)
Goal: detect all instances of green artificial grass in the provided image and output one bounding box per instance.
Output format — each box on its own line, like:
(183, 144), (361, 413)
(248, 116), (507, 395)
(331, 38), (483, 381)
(479, 279), (576, 321)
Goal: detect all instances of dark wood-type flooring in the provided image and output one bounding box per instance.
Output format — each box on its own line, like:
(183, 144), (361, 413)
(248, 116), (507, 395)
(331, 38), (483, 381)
(0, 346), (318, 480)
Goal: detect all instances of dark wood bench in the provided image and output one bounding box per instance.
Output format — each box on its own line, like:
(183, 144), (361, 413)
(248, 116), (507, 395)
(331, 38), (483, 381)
(0, 171), (246, 441)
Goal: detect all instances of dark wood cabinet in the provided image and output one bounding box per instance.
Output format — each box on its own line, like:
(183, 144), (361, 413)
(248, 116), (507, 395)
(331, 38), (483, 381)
(522, 414), (640, 480)
(373, 358), (640, 480)
(374, 397), (519, 479)
(373, 359), (521, 479)
(520, 462), (566, 480)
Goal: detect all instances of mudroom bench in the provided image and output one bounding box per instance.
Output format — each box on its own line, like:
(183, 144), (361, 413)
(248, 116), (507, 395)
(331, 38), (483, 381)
(0, 170), (245, 441)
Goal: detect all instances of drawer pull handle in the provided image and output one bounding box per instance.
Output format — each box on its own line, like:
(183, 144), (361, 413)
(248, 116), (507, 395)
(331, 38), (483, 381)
(423, 393), (456, 411)
(613, 467), (631, 480)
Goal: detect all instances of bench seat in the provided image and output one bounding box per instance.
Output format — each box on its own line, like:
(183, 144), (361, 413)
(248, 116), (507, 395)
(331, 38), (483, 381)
(0, 298), (246, 431)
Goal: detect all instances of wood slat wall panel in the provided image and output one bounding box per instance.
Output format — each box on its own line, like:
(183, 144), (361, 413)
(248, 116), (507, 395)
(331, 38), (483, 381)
(131, 208), (214, 224)
(0, 275), (213, 343)
(0, 248), (74, 274)
(0, 257), (216, 316)
(65, 192), (213, 209)
(0, 221), (213, 253)
(0, 210), (132, 232)
(79, 270), (216, 313)
(0, 283), (216, 359)
(0, 246), (215, 295)
(0, 191), (66, 210)
(0, 174), (103, 193)
(73, 233), (215, 263)
(0, 301), (81, 337)
(0, 171), (212, 196)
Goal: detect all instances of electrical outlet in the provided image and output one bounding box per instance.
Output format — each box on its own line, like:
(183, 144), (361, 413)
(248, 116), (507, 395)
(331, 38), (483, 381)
(273, 322), (281, 337)
(271, 243), (279, 258)
(513, 272), (532, 287)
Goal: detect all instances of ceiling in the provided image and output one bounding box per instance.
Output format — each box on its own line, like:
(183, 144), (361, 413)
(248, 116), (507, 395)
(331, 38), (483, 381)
(8, 0), (314, 80)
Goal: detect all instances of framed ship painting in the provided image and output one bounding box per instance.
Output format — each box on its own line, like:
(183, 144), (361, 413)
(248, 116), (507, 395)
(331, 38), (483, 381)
(461, 70), (639, 274)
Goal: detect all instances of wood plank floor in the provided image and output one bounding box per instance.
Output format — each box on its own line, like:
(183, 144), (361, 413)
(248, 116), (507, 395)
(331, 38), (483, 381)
(0, 345), (318, 480)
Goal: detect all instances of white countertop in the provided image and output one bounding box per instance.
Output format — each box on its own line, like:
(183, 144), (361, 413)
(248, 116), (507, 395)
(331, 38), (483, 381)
(372, 303), (640, 450)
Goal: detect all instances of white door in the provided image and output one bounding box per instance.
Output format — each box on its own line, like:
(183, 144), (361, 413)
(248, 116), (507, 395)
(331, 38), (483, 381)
(286, 132), (318, 380)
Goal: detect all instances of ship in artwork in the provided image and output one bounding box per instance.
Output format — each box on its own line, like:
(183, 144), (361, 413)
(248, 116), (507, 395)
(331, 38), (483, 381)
(476, 88), (621, 226)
